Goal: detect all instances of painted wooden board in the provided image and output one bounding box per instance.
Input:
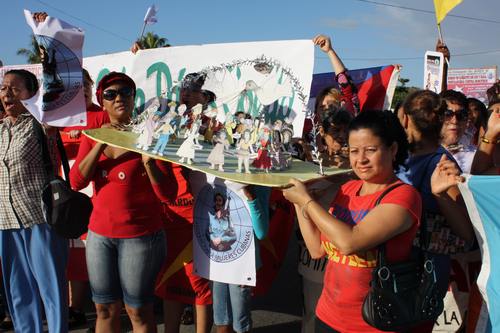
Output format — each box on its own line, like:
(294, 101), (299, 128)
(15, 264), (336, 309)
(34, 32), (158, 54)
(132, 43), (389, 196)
(83, 128), (351, 187)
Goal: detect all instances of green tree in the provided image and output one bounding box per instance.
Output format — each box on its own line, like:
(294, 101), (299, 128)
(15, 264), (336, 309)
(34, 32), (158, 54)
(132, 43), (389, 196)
(138, 32), (170, 49)
(16, 34), (41, 64)
(391, 77), (418, 110)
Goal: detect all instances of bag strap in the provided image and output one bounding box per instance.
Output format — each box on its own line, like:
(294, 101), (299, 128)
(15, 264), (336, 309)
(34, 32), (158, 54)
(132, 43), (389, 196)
(56, 131), (71, 184)
(373, 182), (405, 267)
(33, 121), (71, 185)
(414, 152), (442, 251)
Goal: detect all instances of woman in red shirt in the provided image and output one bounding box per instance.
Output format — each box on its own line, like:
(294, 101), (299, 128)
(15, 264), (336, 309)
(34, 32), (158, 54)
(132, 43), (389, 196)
(70, 72), (175, 333)
(284, 110), (462, 332)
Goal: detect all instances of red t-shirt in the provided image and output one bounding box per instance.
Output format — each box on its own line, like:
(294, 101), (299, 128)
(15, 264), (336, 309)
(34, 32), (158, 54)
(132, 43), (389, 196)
(161, 164), (195, 230)
(316, 180), (422, 333)
(70, 136), (176, 238)
(60, 104), (109, 160)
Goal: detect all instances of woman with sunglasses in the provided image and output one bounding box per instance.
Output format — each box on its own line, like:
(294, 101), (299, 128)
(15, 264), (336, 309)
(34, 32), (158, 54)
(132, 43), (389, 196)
(439, 90), (477, 173)
(396, 90), (474, 332)
(70, 72), (176, 333)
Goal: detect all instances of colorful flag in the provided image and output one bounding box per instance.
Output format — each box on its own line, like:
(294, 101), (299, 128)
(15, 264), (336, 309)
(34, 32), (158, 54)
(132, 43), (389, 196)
(143, 5), (158, 25)
(309, 65), (400, 111)
(433, 0), (463, 24)
(458, 175), (499, 333)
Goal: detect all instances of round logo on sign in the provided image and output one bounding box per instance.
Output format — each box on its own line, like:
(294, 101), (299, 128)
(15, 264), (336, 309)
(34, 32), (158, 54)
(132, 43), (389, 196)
(194, 184), (253, 263)
(36, 35), (82, 111)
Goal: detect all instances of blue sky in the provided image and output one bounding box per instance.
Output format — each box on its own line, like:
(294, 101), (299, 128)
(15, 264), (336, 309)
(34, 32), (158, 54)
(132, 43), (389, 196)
(1, 0), (499, 87)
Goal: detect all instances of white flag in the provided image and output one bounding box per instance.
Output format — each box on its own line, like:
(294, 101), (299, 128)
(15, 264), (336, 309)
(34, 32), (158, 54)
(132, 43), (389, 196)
(143, 5), (158, 25)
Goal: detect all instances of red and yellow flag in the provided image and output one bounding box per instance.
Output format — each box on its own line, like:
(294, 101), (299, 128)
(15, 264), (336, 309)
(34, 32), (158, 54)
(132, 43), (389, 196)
(433, 0), (463, 24)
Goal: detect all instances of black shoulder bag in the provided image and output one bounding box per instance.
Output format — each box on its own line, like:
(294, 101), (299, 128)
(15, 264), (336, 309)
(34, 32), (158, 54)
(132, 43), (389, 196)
(34, 123), (93, 239)
(361, 183), (444, 331)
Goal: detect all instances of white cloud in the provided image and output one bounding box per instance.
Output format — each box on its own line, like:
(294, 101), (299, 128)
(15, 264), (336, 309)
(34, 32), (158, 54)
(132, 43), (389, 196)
(321, 18), (359, 29)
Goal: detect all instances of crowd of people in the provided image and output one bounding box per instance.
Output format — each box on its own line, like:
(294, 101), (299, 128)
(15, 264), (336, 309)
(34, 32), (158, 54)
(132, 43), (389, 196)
(1, 11), (500, 333)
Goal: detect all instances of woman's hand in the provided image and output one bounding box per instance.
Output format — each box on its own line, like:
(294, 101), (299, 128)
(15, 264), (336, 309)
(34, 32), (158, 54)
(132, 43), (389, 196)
(436, 39), (450, 61)
(131, 41), (143, 54)
(68, 129), (81, 139)
(431, 155), (464, 195)
(142, 154), (156, 166)
(282, 178), (312, 206)
(312, 35), (333, 53)
(485, 104), (500, 140)
(33, 12), (48, 23)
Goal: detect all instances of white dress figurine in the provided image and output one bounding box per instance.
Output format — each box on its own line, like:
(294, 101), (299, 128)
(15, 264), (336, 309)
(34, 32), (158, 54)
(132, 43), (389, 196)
(207, 131), (230, 171)
(236, 130), (255, 174)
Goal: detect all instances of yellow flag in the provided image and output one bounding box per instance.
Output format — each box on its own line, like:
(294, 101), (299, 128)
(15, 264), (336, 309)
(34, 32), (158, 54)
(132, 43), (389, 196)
(434, 0), (463, 24)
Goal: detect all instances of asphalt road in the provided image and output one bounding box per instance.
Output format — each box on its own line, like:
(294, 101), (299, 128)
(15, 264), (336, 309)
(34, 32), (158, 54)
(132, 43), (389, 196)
(2, 233), (304, 333)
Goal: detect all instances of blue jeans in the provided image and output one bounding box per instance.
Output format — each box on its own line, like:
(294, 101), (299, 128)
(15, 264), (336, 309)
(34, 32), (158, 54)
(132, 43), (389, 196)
(86, 230), (166, 308)
(212, 281), (252, 333)
(153, 135), (170, 153)
(0, 223), (68, 333)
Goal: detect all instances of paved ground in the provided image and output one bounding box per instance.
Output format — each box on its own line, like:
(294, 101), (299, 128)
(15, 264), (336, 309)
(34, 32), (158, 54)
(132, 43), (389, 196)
(2, 234), (304, 333)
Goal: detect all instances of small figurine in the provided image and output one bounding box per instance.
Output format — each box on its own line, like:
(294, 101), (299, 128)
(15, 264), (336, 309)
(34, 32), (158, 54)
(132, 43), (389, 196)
(252, 127), (272, 172)
(224, 113), (237, 145)
(176, 125), (197, 165)
(204, 117), (219, 143)
(171, 104), (188, 142)
(136, 112), (156, 151)
(270, 129), (287, 170)
(236, 130), (255, 174)
(152, 118), (176, 156)
(207, 131), (230, 171)
(176, 104), (203, 164)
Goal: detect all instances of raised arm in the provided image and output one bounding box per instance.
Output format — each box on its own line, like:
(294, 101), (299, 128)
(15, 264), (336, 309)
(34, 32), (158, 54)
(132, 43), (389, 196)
(313, 34), (346, 75)
(243, 186), (270, 240)
(436, 39), (450, 92)
(471, 104), (500, 175)
(313, 34), (359, 115)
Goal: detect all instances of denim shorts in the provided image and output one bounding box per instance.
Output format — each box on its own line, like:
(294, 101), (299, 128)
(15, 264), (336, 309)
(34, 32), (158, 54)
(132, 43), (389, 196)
(86, 230), (166, 308)
(212, 281), (252, 333)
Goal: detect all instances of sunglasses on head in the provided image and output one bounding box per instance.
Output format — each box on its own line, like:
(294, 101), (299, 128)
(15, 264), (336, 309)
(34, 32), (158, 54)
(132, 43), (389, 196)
(102, 87), (134, 101)
(444, 108), (468, 121)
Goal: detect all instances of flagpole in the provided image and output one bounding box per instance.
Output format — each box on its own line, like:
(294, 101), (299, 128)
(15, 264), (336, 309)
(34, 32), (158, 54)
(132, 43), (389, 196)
(437, 23), (444, 43)
(139, 21), (146, 41)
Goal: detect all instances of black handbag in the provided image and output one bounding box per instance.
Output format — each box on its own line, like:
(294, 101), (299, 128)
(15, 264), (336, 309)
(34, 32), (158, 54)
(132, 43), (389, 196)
(361, 183), (444, 331)
(34, 123), (93, 239)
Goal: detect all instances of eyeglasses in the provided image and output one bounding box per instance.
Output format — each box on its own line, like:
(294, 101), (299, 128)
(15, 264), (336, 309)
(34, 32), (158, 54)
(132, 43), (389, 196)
(444, 109), (468, 122)
(102, 87), (134, 101)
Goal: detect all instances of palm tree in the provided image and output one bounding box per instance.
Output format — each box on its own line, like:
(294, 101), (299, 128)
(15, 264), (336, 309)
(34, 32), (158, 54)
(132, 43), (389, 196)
(16, 34), (41, 64)
(138, 32), (170, 49)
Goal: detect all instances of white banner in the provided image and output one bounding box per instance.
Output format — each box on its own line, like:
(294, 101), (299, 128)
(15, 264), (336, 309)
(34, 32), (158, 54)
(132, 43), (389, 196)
(190, 172), (257, 286)
(3, 40), (314, 136)
(448, 67), (498, 104)
(83, 40), (313, 137)
(22, 10), (86, 126)
(424, 51), (445, 93)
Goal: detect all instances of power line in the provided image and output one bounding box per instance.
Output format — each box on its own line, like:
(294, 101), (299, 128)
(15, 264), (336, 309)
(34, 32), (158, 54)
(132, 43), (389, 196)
(33, 0), (133, 42)
(351, 0), (500, 24)
(315, 49), (500, 62)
